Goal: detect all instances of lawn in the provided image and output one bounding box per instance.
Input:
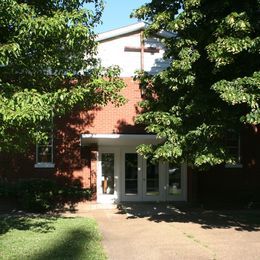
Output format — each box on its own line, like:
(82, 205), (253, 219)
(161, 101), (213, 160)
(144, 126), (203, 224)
(0, 215), (106, 260)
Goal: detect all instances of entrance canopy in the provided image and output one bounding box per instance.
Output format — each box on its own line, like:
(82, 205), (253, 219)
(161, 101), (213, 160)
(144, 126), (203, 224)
(81, 134), (163, 146)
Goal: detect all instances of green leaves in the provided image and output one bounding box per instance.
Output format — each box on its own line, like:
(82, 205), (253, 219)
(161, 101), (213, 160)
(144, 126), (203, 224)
(133, 0), (260, 168)
(0, 43), (21, 66)
(212, 72), (260, 124)
(0, 0), (126, 152)
(216, 12), (252, 37)
(207, 37), (257, 67)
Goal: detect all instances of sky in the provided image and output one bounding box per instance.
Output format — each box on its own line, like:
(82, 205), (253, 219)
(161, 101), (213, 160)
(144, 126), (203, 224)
(93, 0), (148, 33)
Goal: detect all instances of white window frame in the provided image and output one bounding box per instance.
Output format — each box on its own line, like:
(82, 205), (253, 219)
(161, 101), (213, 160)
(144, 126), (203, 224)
(34, 134), (55, 168)
(225, 132), (242, 168)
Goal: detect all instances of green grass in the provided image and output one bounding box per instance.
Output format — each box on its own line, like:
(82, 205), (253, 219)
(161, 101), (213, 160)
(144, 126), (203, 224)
(0, 215), (106, 260)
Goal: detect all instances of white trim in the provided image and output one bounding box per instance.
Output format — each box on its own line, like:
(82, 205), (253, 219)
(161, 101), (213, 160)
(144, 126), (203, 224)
(142, 159), (165, 202)
(81, 133), (157, 140)
(165, 162), (187, 201)
(120, 147), (187, 202)
(96, 144), (188, 203)
(34, 162), (55, 168)
(225, 163), (243, 169)
(121, 147), (142, 202)
(81, 134), (163, 147)
(97, 22), (146, 42)
(97, 147), (120, 204)
(225, 133), (243, 168)
(35, 134), (54, 166)
(97, 22), (175, 42)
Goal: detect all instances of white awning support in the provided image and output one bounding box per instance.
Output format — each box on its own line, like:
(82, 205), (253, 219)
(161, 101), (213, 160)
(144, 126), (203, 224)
(81, 134), (163, 146)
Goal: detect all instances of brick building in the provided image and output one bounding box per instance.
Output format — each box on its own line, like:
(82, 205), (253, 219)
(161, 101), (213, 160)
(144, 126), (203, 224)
(1, 23), (259, 205)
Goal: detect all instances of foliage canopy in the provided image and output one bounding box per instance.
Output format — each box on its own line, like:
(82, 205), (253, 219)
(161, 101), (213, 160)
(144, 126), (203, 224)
(133, 0), (260, 168)
(0, 0), (125, 152)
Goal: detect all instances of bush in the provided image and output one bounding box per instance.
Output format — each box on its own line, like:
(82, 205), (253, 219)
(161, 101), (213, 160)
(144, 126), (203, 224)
(16, 179), (58, 212)
(0, 179), (93, 212)
(0, 180), (16, 198)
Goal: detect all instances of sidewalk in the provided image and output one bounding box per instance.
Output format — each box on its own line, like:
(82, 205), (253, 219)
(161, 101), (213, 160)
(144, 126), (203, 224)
(67, 202), (260, 260)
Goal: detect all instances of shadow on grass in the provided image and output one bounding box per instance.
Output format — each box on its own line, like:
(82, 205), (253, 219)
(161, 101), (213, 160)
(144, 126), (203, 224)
(0, 216), (103, 260)
(117, 202), (260, 232)
(0, 215), (59, 235)
(32, 228), (94, 260)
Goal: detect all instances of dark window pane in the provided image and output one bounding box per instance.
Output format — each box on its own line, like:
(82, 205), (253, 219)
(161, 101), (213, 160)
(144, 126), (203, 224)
(38, 146), (52, 155)
(125, 153), (138, 194)
(146, 160), (159, 195)
(169, 164), (182, 195)
(101, 153), (114, 194)
(226, 131), (240, 163)
(38, 152), (52, 163)
(39, 136), (52, 146)
(37, 134), (53, 163)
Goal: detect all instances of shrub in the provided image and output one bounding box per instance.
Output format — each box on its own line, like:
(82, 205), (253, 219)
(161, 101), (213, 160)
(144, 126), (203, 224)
(16, 179), (58, 212)
(0, 180), (14, 198)
(0, 178), (93, 212)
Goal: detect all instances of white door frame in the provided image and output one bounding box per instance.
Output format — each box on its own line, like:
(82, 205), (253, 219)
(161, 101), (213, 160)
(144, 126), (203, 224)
(142, 159), (165, 201)
(97, 147), (120, 203)
(97, 146), (188, 203)
(121, 147), (142, 201)
(121, 147), (165, 202)
(166, 163), (187, 201)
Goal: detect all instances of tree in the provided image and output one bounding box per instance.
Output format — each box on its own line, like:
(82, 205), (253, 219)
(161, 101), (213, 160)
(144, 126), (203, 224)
(0, 0), (125, 152)
(133, 0), (260, 168)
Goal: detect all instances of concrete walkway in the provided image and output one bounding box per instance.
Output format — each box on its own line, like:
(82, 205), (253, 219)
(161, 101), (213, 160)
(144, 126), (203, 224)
(67, 203), (260, 260)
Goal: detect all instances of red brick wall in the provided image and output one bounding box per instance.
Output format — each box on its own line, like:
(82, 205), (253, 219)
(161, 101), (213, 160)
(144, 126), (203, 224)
(197, 125), (260, 206)
(0, 78), (144, 190)
(78, 77), (145, 134)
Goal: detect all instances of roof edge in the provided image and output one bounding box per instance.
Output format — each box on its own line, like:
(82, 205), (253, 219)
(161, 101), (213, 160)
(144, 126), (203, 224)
(97, 22), (146, 42)
(96, 22), (175, 42)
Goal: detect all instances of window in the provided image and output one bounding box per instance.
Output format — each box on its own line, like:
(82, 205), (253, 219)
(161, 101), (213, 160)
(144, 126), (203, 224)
(35, 134), (55, 168)
(225, 131), (242, 168)
(146, 160), (159, 196)
(168, 163), (182, 195)
(101, 153), (115, 194)
(125, 153), (138, 195)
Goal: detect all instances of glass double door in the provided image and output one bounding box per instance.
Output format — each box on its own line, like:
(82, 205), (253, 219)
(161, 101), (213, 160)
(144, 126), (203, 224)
(122, 151), (163, 201)
(97, 148), (187, 203)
